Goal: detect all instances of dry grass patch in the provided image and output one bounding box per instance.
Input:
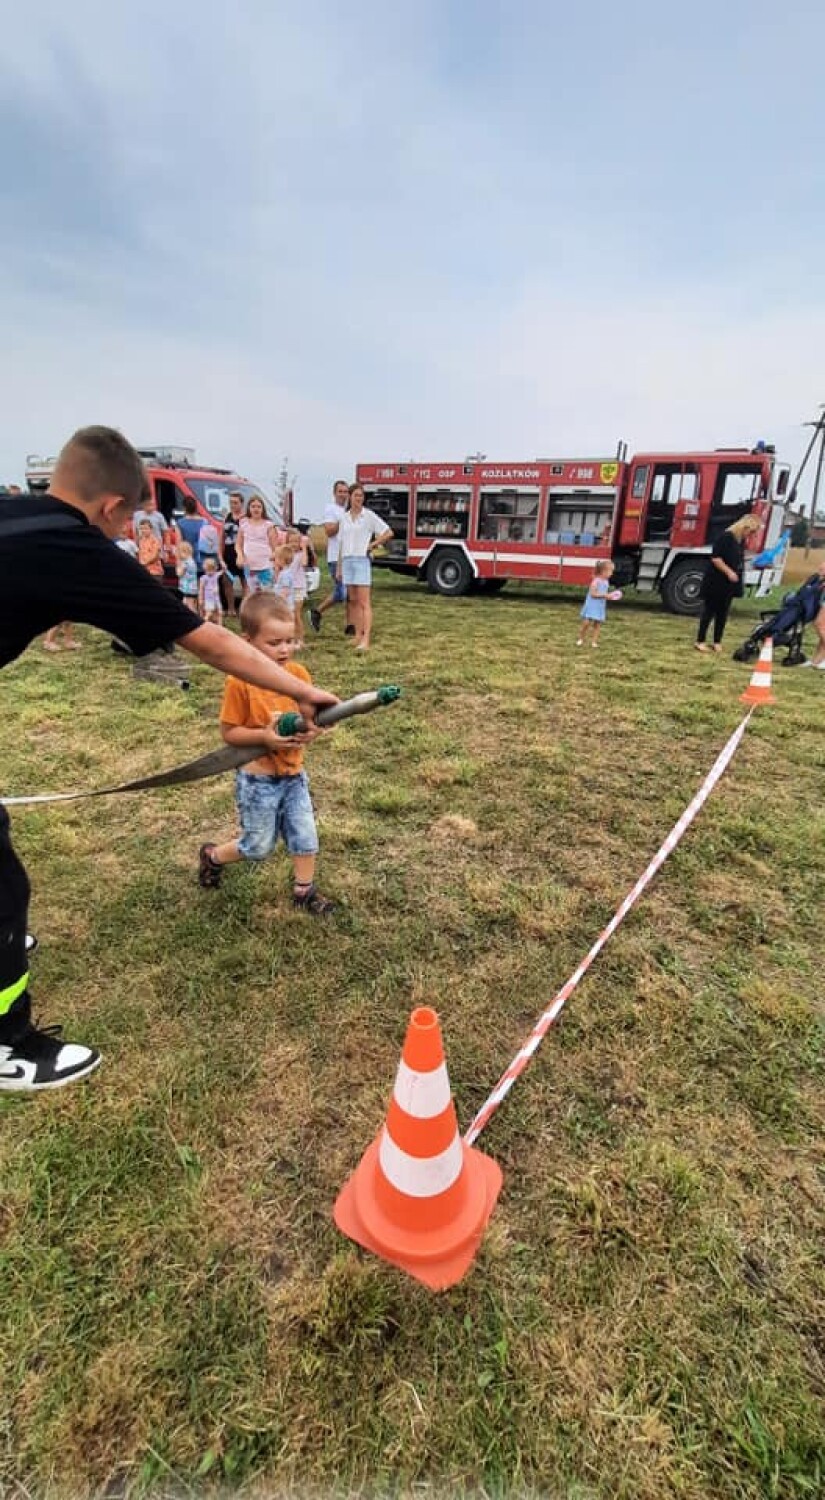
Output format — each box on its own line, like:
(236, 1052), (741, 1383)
(1, 575), (823, 1497)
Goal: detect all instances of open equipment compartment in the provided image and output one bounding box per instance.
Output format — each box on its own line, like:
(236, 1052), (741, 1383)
(415, 486), (471, 539)
(477, 487), (540, 543)
(545, 486), (617, 547)
(363, 485), (410, 559)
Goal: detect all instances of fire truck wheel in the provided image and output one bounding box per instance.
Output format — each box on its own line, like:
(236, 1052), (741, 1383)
(426, 549), (473, 597)
(660, 558), (705, 615)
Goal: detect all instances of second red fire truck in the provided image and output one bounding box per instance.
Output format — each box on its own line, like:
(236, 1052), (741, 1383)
(357, 441), (789, 614)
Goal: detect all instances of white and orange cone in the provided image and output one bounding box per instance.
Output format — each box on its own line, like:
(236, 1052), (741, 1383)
(740, 636), (776, 706)
(333, 1006), (502, 1290)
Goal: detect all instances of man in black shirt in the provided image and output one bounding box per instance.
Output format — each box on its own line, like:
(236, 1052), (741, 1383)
(0, 426), (338, 1093)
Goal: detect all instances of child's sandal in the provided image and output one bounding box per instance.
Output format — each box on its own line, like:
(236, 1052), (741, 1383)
(198, 843), (223, 889)
(293, 884), (335, 917)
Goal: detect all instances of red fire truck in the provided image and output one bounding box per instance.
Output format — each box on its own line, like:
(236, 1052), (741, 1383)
(25, 445), (290, 590)
(25, 445), (289, 528)
(356, 442), (790, 614)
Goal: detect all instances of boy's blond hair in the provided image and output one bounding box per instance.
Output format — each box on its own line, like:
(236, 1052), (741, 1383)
(239, 592), (294, 637)
(273, 544), (296, 569)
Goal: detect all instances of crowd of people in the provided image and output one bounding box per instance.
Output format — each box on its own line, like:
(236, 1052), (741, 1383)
(104, 479), (393, 653)
(1, 431), (822, 1097)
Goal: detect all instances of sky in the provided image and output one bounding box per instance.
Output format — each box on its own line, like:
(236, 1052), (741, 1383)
(1, 0), (824, 518)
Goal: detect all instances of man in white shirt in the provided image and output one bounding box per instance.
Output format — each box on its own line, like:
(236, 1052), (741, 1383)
(309, 479), (352, 633)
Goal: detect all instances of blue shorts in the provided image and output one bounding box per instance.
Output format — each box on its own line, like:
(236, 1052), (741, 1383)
(235, 770), (318, 859)
(246, 567), (274, 593)
(327, 558), (347, 604)
(341, 555), (371, 587)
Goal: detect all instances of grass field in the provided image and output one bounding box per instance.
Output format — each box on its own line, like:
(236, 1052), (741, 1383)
(1, 569), (823, 1500)
(778, 548), (821, 586)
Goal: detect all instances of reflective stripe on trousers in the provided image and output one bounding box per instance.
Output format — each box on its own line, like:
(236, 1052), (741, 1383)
(0, 805), (30, 1030)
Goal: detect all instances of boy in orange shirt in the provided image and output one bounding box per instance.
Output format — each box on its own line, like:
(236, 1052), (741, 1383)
(197, 594), (334, 914)
(137, 518), (164, 576)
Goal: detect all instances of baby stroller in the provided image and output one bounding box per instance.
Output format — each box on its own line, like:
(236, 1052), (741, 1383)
(733, 572), (824, 667)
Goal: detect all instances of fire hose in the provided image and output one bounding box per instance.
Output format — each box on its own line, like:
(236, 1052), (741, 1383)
(1, 687), (402, 807)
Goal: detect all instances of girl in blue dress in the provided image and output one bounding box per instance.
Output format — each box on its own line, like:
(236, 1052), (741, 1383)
(176, 541), (200, 612)
(577, 559), (620, 648)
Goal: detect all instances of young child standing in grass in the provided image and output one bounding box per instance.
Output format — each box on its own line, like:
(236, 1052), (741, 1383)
(198, 594), (334, 915)
(273, 543), (297, 605)
(577, 559), (620, 648)
(176, 540), (199, 611)
(286, 528), (309, 640)
(274, 541), (306, 644)
(198, 556), (225, 625)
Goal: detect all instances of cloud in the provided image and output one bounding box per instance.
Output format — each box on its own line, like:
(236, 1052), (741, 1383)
(1, 1), (823, 513)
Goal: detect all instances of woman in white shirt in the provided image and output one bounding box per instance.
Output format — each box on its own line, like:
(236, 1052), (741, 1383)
(336, 483), (393, 651)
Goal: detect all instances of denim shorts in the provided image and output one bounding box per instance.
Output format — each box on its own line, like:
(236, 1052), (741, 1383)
(341, 555), (371, 587)
(235, 770), (318, 859)
(246, 567), (274, 593)
(327, 558), (347, 604)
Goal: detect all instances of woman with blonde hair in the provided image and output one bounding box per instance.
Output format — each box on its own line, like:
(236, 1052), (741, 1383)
(695, 512), (762, 654)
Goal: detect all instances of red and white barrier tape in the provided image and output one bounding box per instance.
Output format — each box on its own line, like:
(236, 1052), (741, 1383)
(464, 710), (754, 1145)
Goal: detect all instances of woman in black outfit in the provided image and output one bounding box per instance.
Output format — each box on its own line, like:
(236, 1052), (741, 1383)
(695, 513), (761, 653)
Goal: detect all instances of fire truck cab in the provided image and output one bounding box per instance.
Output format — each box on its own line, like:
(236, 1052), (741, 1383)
(356, 443), (789, 614)
(26, 445), (285, 528)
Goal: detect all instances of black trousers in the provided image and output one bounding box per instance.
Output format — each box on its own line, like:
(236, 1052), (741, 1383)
(222, 547), (239, 612)
(0, 806), (31, 1043)
(697, 592), (733, 645)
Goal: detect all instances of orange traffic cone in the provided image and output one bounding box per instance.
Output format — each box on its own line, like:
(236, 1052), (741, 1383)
(740, 636), (776, 706)
(334, 1007), (502, 1290)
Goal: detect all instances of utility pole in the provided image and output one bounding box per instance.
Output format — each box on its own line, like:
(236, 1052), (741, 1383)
(806, 420), (825, 558)
(786, 405), (825, 555)
(274, 456), (296, 527)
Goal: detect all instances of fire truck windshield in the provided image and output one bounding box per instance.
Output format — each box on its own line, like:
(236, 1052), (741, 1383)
(184, 478), (284, 525)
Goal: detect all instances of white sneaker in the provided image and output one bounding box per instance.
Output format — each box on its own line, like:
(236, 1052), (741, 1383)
(0, 1022), (101, 1092)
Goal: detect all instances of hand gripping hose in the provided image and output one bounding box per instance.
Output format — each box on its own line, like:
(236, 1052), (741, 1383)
(275, 685), (401, 737)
